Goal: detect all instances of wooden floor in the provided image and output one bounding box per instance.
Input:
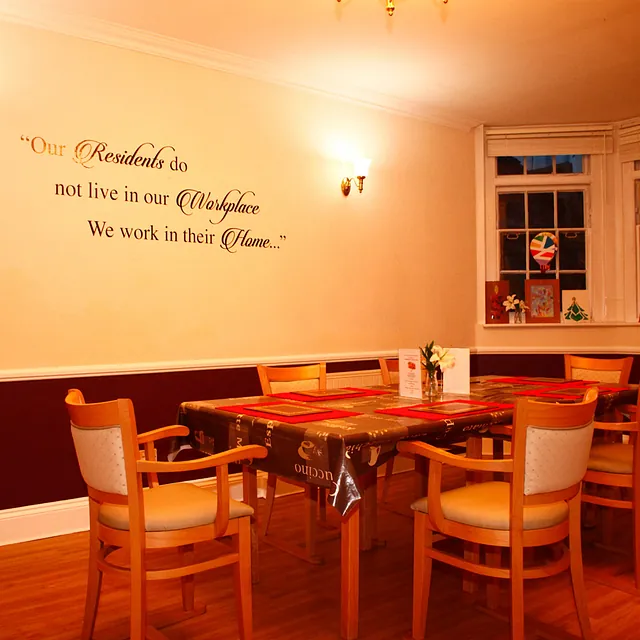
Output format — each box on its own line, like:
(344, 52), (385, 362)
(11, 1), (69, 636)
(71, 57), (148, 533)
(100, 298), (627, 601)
(1, 471), (639, 640)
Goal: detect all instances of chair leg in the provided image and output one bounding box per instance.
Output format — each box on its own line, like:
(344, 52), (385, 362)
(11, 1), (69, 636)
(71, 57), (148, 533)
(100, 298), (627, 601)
(318, 487), (327, 524)
(82, 502), (103, 640)
(262, 473), (278, 537)
(510, 537), (525, 640)
(631, 480), (640, 590)
(234, 517), (253, 640)
(179, 544), (195, 611)
(382, 459), (395, 504)
(412, 512), (433, 640)
(568, 495), (594, 640)
(130, 542), (147, 640)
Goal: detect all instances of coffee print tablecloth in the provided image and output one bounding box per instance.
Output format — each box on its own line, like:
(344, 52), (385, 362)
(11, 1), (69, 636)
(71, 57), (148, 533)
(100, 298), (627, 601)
(175, 376), (636, 516)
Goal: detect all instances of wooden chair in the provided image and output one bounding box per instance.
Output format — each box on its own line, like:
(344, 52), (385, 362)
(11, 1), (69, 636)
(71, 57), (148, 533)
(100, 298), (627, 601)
(582, 387), (640, 589)
(398, 387), (598, 640)
(564, 354), (633, 384)
(257, 363), (329, 563)
(379, 356), (399, 386)
(65, 389), (267, 640)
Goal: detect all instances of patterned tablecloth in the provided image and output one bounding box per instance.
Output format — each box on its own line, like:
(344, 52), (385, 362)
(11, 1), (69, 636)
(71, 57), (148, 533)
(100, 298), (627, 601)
(176, 376), (637, 516)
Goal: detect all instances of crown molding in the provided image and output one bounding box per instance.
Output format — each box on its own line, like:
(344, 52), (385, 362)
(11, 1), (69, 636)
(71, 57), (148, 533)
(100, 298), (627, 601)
(0, 3), (477, 132)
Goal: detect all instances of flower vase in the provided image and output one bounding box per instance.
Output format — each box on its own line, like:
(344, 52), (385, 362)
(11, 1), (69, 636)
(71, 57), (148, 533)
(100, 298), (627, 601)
(425, 370), (439, 399)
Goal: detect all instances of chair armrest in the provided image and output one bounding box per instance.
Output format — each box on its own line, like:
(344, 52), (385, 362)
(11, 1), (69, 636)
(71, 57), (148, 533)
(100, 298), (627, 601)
(594, 419), (639, 433)
(397, 440), (513, 473)
(137, 425), (189, 444)
(137, 444), (268, 473)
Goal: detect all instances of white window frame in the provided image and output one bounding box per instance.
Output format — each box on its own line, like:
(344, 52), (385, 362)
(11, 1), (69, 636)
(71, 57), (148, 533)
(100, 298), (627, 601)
(477, 123), (638, 326)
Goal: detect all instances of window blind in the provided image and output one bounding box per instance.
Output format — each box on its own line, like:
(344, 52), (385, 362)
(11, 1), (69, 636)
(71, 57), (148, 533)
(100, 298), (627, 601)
(485, 125), (613, 157)
(619, 120), (640, 164)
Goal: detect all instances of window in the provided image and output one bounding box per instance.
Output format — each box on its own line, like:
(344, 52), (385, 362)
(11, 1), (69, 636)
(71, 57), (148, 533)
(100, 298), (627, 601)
(497, 187), (587, 301)
(497, 155), (584, 176)
(482, 124), (638, 325)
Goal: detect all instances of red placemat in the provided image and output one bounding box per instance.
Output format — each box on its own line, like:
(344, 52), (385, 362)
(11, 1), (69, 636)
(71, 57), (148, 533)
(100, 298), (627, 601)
(490, 377), (570, 385)
(270, 387), (392, 402)
(376, 399), (513, 421)
(217, 401), (362, 424)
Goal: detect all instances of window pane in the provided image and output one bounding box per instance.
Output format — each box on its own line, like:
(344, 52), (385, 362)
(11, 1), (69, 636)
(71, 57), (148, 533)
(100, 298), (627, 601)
(556, 155), (583, 174)
(558, 232), (586, 270)
(528, 231), (557, 271)
(528, 192), (554, 228)
(498, 193), (525, 229)
(529, 272), (557, 282)
(526, 156), (553, 174)
(560, 273), (587, 291)
(557, 191), (584, 228)
(500, 233), (526, 270)
(500, 273), (525, 300)
(497, 156), (524, 175)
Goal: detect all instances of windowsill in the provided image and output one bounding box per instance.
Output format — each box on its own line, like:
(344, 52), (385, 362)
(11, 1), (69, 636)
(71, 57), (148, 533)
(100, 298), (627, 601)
(482, 322), (640, 328)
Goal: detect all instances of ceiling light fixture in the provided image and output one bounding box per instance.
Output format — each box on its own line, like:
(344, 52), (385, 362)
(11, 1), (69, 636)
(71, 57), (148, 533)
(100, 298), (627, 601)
(336, 0), (448, 17)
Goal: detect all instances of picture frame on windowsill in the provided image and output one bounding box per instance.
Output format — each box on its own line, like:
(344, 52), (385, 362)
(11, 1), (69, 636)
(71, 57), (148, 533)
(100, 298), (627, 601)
(525, 279), (560, 324)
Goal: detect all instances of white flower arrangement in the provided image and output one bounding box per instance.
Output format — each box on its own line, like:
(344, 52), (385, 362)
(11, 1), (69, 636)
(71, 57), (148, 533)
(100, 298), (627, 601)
(420, 341), (456, 376)
(502, 294), (529, 313)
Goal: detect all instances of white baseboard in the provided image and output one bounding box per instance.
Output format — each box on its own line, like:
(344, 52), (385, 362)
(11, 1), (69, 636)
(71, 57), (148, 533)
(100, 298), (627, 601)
(0, 472), (266, 547)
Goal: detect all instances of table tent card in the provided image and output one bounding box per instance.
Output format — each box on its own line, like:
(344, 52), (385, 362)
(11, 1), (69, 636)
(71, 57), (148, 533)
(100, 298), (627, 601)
(398, 348), (423, 399)
(442, 348), (470, 395)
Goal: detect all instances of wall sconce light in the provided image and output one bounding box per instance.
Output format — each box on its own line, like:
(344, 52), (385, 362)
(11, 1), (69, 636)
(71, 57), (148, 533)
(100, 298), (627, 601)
(341, 158), (371, 196)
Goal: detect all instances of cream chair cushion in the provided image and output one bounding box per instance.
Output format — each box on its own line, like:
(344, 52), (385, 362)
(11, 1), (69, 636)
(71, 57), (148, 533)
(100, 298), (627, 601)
(570, 367), (622, 384)
(99, 483), (254, 532)
(587, 443), (633, 474)
(411, 481), (568, 531)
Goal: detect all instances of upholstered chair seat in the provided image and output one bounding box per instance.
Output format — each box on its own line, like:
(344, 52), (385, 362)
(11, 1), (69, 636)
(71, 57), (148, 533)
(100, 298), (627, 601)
(587, 443), (633, 475)
(99, 483), (254, 532)
(411, 481), (568, 531)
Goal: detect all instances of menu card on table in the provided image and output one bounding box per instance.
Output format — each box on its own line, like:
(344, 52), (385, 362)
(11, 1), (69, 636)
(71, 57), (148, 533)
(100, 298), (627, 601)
(443, 348), (470, 394)
(399, 348), (423, 399)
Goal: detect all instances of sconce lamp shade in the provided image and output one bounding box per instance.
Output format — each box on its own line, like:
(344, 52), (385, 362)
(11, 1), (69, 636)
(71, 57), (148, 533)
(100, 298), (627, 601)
(353, 157), (371, 178)
(341, 158), (371, 196)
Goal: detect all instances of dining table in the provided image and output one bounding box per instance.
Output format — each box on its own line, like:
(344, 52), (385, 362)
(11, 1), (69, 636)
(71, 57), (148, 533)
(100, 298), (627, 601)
(174, 375), (637, 640)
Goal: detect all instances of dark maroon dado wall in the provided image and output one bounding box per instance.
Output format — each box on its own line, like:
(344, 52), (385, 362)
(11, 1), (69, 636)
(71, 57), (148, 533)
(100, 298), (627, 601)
(2, 354), (638, 511)
(0, 360), (378, 511)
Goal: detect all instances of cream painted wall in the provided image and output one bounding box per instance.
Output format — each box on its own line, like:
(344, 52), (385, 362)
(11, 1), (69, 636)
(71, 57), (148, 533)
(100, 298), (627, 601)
(0, 22), (476, 374)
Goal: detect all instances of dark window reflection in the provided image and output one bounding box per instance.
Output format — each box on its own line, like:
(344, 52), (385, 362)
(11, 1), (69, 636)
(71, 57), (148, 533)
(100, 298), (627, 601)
(528, 192), (554, 228)
(560, 273), (587, 291)
(497, 156), (524, 175)
(526, 156), (553, 174)
(500, 273), (525, 300)
(501, 233), (526, 270)
(498, 193), (525, 229)
(556, 155), (583, 174)
(559, 232), (586, 270)
(557, 191), (584, 228)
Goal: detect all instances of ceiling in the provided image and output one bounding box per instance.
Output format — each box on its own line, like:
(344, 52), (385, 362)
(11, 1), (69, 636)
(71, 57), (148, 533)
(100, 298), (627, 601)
(2, 0), (640, 130)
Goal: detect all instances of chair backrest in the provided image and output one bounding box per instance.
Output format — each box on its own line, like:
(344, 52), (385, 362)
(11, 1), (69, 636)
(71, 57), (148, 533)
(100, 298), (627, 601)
(65, 389), (140, 500)
(511, 387), (598, 499)
(257, 363), (327, 395)
(564, 354), (633, 385)
(379, 357), (399, 385)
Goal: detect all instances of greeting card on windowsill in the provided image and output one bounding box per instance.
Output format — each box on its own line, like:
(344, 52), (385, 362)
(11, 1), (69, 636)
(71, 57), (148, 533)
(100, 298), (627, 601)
(442, 348), (470, 395)
(399, 348), (423, 399)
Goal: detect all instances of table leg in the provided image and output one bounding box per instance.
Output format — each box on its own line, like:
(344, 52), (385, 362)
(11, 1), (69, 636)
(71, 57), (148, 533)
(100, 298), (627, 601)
(341, 503), (360, 640)
(360, 470), (378, 551)
(242, 467), (259, 584)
